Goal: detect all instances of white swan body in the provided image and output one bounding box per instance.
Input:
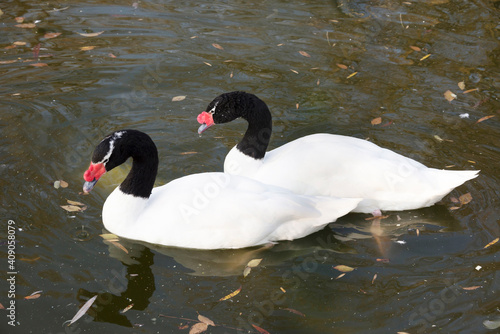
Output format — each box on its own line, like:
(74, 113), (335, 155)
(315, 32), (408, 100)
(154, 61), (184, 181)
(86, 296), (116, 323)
(198, 92), (479, 213)
(83, 130), (361, 250)
(224, 134), (478, 213)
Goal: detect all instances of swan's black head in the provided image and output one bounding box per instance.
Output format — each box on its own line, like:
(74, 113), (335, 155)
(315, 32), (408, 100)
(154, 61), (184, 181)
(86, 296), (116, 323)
(197, 91), (271, 134)
(83, 130), (158, 196)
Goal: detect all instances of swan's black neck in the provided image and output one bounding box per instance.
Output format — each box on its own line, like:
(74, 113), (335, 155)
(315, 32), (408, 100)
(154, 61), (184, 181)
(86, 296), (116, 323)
(213, 91), (272, 160)
(109, 130), (158, 199)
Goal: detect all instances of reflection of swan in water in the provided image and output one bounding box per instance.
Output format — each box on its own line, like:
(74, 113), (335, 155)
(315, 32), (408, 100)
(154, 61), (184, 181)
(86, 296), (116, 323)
(76, 247), (155, 327)
(103, 205), (460, 277)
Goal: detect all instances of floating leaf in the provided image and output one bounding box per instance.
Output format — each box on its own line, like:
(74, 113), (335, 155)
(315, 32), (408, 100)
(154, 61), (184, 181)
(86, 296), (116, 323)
(80, 46), (96, 51)
(346, 72), (358, 79)
(243, 266), (252, 277)
(44, 32), (61, 39)
(69, 295), (97, 326)
(203, 62), (212, 66)
(459, 192), (472, 205)
(54, 180), (61, 189)
(60, 180), (69, 188)
(410, 45), (421, 51)
(462, 286), (482, 291)
(444, 90), (457, 102)
(30, 63), (48, 67)
(0, 60), (17, 64)
(246, 258), (262, 268)
(449, 206), (461, 210)
(450, 197), (459, 203)
(376, 258), (390, 263)
(476, 115), (495, 124)
(77, 31), (104, 37)
(110, 240), (128, 254)
(60, 205), (84, 212)
(280, 287), (286, 293)
(4, 45), (17, 50)
(198, 314), (215, 326)
(372, 274), (377, 284)
(420, 54), (431, 61)
(484, 237), (499, 249)
(172, 95), (186, 102)
(16, 23), (36, 28)
(284, 308), (306, 317)
(0, 303), (4, 309)
(463, 88), (479, 94)
(335, 273), (346, 279)
(180, 151), (197, 155)
(371, 117), (382, 125)
(212, 43), (224, 50)
(290, 69), (298, 74)
(108, 53), (117, 58)
(121, 303), (134, 313)
(336, 63), (348, 69)
(25, 293), (41, 300)
(299, 51), (311, 57)
(67, 200), (85, 206)
(189, 322), (208, 334)
(219, 285), (242, 301)
(252, 324), (270, 334)
(458, 81), (465, 90)
(15, 17), (24, 23)
(13, 41), (27, 46)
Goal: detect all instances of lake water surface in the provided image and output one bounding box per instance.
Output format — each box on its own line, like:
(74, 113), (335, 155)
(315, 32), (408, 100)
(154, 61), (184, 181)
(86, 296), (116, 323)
(1, 0), (499, 333)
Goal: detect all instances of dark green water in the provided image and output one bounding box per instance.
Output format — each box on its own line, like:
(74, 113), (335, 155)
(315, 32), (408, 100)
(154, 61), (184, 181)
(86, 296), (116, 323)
(0, 0), (499, 333)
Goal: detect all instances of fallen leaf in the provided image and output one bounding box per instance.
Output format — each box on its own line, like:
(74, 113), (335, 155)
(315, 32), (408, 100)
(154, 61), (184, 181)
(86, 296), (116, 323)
(60, 180), (69, 188)
(179, 324), (189, 330)
(54, 180), (61, 189)
(203, 62), (212, 66)
(336, 63), (348, 69)
(230, 71), (233, 78)
(333, 264), (354, 273)
(172, 95), (186, 102)
(476, 115), (495, 124)
(243, 267), (252, 277)
(77, 31), (104, 37)
(459, 192), (472, 205)
(284, 308), (306, 317)
(299, 51), (311, 57)
(180, 152), (197, 155)
(371, 117), (382, 125)
(372, 274), (377, 284)
(67, 200), (85, 206)
(484, 237), (499, 249)
(24, 293), (41, 300)
(15, 17), (24, 23)
(246, 258), (263, 268)
(80, 46), (96, 51)
(69, 295), (97, 326)
(410, 45), (421, 52)
(420, 54), (431, 61)
(30, 63), (48, 67)
(4, 45), (17, 50)
(462, 286), (482, 290)
(346, 72), (358, 79)
(449, 206), (461, 210)
(189, 322), (208, 334)
(0, 303), (4, 309)
(376, 258), (390, 263)
(219, 285), (242, 301)
(280, 287), (286, 293)
(121, 303), (134, 313)
(296, 103), (299, 109)
(198, 314), (215, 326)
(317, 78), (320, 86)
(336, 273), (346, 279)
(450, 197), (459, 203)
(16, 23), (36, 28)
(108, 53), (116, 58)
(44, 32), (62, 39)
(60, 205), (84, 212)
(458, 81), (465, 90)
(290, 69), (299, 74)
(212, 43), (224, 50)
(110, 240), (128, 254)
(252, 324), (270, 334)
(463, 88), (478, 94)
(13, 41), (27, 46)
(444, 90), (457, 102)
(0, 60), (17, 64)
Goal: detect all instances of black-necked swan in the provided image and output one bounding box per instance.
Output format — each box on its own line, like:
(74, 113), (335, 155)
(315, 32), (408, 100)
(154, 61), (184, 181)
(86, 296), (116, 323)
(82, 130), (362, 249)
(197, 91), (479, 214)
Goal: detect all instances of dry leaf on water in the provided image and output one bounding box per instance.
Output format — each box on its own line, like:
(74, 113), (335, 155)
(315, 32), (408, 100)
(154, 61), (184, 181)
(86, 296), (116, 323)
(476, 115), (495, 124)
(334, 265), (355, 272)
(336, 273), (346, 279)
(198, 314), (215, 326)
(121, 303), (134, 313)
(80, 46), (96, 51)
(246, 258), (262, 268)
(483, 237), (499, 249)
(444, 90), (457, 102)
(346, 72), (358, 79)
(243, 266), (252, 277)
(284, 308), (306, 317)
(252, 324), (270, 334)
(462, 286), (482, 291)
(16, 23), (36, 28)
(77, 31), (104, 37)
(0, 60), (17, 64)
(44, 32), (62, 39)
(189, 322), (208, 334)
(336, 63), (348, 69)
(13, 41), (26, 46)
(420, 54), (431, 61)
(15, 17), (24, 23)
(68, 295), (97, 326)
(67, 200), (85, 206)
(459, 193), (472, 205)
(0, 302), (4, 310)
(219, 285), (242, 301)
(172, 95), (186, 102)
(458, 81), (466, 90)
(372, 274), (378, 284)
(30, 63), (48, 67)
(371, 117), (382, 125)
(410, 45), (421, 52)
(110, 240), (128, 254)
(212, 43), (224, 50)
(463, 88), (479, 94)
(61, 205), (84, 212)
(25, 290), (42, 300)
(299, 51), (311, 57)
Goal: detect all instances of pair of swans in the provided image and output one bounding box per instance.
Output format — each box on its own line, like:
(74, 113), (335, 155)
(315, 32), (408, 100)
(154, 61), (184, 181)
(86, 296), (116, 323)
(82, 92), (478, 249)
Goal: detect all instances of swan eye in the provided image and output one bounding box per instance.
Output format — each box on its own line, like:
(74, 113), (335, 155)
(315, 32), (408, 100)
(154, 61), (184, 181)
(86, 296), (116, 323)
(208, 101), (219, 114)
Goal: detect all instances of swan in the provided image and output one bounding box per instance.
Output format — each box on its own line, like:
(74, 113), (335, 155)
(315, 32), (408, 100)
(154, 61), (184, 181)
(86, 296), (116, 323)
(197, 91), (478, 214)
(82, 130), (361, 249)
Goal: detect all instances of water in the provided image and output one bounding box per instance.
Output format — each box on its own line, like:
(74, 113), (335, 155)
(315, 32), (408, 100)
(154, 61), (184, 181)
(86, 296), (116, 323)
(1, 0), (499, 333)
